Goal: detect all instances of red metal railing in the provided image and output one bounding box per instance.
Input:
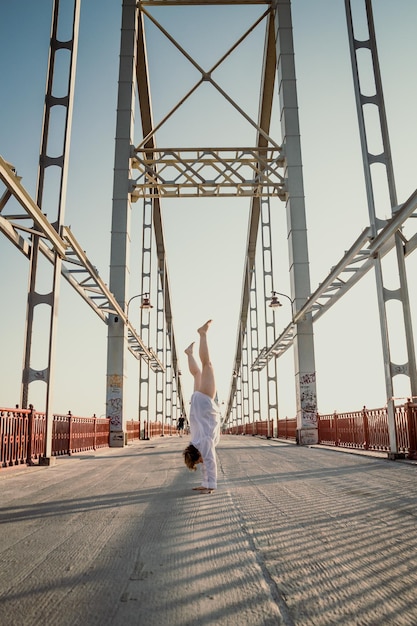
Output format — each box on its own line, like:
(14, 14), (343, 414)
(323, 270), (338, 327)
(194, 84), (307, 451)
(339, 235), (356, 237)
(317, 404), (417, 455)
(1, 408), (111, 468)
(223, 402), (417, 458)
(253, 420), (273, 437)
(223, 419), (275, 437)
(406, 402), (417, 458)
(126, 420), (140, 441)
(143, 421), (177, 439)
(1, 407), (30, 468)
(3, 402), (417, 469)
(50, 412), (111, 455)
(277, 417), (297, 440)
(223, 423), (250, 435)
(53, 413), (71, 456)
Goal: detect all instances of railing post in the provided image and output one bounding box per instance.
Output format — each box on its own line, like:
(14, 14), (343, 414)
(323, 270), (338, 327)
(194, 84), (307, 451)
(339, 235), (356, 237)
(406, 399), (417, 458)
(93, 414), (97, 450)
(362, 405), (370, 450)
(26, 404), (35, 466)
(334, 411), (339, 446)
(68, 411), (73, 456)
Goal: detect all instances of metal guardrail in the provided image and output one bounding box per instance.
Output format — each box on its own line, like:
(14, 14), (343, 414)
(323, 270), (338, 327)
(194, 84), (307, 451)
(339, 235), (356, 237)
(3, 402), (417, 468)
(223, 419), (274, 437)
(0, 407), (182, 468)
(316, 404), (417, 457)
(143, 421), (179, 439)
(0, 408), (111, 468)
(223, 402), (417, 458)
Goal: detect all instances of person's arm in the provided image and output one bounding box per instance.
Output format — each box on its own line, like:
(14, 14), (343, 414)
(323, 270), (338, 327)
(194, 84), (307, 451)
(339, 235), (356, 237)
(200, 456), (209, 488)
(198, 438), (217, 489)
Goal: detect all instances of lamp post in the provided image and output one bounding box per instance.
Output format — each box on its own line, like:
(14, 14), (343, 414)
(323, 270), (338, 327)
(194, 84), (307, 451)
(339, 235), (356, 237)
(268, 290), (294, 314)
(126, 292), (153, 323)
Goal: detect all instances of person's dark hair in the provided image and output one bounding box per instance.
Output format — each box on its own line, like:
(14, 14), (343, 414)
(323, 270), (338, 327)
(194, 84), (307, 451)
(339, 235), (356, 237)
(183, 444), (201, 471)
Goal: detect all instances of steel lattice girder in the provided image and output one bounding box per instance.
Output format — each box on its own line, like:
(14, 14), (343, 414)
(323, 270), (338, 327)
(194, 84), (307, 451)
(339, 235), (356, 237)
(0, 156), (163, 373)
(133, 3), (280, 416)
(131, 148), (286, 199)
(252, 187), (417, 370)
(0, 156), (67, 258)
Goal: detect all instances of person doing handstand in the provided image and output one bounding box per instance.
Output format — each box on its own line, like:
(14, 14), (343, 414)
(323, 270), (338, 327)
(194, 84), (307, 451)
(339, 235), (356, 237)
(183, 320), (221, 494)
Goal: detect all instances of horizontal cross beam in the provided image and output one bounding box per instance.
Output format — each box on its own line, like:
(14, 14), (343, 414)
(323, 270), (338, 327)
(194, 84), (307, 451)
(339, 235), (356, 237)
(131, 147), (285, 199)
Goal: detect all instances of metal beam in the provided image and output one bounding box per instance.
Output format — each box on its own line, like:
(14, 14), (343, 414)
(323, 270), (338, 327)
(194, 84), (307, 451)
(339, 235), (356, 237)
(0, 155), (67, 257)
(0, 214), (31, 258)
(131, 147), (285, 198)
(225, 9), (278, 419)
(0, 156), (163, 373)
(139, 1), (272, 5)
(136, 8), (185, 399)
(253, 187), (417, 370)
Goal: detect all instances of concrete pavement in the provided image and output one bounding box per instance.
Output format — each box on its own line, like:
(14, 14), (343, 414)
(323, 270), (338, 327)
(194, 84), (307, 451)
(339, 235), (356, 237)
(1, 435), (417, 625)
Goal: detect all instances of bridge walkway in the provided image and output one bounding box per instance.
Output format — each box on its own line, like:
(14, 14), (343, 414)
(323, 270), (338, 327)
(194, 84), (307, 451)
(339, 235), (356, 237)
(1, 435), (417, 625)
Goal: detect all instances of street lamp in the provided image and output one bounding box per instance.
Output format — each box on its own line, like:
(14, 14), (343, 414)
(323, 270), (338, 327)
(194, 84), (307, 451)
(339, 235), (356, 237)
(269, 290), (293, 310)
(126, 292), (153, 323)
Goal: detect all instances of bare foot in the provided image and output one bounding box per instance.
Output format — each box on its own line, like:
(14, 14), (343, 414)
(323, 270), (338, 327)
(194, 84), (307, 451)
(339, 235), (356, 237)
(192, 486), (207, 491)
(185, 342), (195, 356)
(199, 488), (214, 494)
(197, 320), (212, 335)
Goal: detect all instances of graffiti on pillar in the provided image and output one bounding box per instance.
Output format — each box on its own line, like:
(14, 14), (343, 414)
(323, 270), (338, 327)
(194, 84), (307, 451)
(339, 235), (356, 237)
(107, 374), (123, 429)
(300, 372), (317, 427)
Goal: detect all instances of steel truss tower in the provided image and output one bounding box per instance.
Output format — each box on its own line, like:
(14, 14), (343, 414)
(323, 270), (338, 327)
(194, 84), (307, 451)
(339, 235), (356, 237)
(1, 0), (169, 459)
(345, 0), (417, 454)
(107, 0), (318, 444)
(251, 0), (417, 453)
(22, 0), (81, 462)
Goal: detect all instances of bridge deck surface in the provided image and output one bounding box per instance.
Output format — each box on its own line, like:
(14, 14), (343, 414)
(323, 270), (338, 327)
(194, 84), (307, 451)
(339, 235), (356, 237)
(1, 435), (417, 626)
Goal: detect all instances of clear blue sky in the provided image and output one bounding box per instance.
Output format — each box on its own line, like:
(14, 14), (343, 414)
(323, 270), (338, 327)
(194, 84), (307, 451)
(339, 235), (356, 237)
(1, 1), (416, 420)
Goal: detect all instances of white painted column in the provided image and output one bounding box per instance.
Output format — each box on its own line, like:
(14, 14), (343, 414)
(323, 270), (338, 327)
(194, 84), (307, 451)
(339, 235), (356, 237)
(274, 0), (318, 444)
(106, 0), (138, 446)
